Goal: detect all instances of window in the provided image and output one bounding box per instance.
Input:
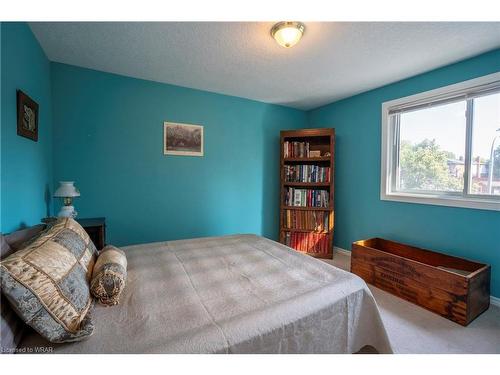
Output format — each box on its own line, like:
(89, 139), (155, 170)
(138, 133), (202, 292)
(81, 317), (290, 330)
(381, 72), (500, 211)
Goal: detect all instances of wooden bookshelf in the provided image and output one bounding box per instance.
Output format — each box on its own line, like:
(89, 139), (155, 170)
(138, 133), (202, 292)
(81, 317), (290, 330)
(284, 157), (330, 162)
(279, 128), (335, 259)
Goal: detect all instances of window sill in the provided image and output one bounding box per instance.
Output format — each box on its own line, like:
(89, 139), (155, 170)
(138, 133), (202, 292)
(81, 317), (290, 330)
(381, 191), (500, 211)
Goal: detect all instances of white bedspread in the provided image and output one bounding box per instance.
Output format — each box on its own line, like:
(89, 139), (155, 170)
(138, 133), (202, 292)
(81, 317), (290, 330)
(19, 234), (392, 353)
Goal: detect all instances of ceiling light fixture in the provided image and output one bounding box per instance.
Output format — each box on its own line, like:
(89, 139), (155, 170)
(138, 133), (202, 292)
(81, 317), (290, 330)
(271, 21), (305, 48)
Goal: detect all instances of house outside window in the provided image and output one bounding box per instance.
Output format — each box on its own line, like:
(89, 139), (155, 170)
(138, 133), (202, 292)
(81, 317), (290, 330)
(381, 72), (500, 211)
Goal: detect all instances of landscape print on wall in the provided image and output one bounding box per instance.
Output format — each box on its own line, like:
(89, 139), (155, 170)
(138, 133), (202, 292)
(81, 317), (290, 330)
(164, 122), (204, 156)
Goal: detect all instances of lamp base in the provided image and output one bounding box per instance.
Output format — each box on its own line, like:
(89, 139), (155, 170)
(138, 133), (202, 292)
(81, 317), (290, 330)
(58, 205), (78, 218)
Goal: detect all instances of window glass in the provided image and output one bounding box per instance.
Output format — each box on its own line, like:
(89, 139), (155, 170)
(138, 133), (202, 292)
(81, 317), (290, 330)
(398, 101), (466, 192)
(470, 92), (500, 196)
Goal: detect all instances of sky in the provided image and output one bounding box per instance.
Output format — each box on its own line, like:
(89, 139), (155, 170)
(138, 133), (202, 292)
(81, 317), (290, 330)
(400, 92), (500, 160)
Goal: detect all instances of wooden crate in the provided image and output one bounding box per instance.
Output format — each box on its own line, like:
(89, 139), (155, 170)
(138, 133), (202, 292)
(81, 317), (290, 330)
(351, 238), (490, 326)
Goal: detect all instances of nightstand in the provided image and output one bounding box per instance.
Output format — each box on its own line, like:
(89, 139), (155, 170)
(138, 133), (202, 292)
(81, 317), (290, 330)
(77, 217), (106, 250)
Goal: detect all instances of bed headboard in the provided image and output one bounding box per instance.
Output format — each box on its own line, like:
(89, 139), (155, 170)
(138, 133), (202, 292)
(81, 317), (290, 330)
(1, 224), (45, 259)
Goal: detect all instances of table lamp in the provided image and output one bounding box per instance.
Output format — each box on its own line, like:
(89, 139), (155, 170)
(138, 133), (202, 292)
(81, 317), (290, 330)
(54, 181), (80, 218)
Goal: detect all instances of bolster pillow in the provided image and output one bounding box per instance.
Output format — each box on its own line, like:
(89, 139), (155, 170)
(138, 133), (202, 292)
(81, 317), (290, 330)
(90, 245), (127, 306)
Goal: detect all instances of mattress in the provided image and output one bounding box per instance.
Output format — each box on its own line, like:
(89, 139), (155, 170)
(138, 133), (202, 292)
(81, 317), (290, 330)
(19, 234), (392, 353)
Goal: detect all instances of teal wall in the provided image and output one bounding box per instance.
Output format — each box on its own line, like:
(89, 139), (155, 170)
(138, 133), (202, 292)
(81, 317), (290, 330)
(1, 22), (53, 233)
(51, 63), (306, 246)
(308, 49), (500, 297)
(2, 21), (498, 298)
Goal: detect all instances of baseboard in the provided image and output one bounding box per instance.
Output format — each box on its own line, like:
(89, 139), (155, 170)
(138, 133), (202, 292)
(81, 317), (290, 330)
(491, 295), (500, 308)
(334, 246), (500, 308)
(334, 246), (351, 256)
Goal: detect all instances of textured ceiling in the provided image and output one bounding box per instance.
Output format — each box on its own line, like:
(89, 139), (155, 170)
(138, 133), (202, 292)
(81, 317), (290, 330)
(30, 22), (500, 110)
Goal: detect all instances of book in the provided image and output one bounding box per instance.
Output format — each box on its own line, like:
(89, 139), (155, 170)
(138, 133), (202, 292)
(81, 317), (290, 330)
(283, 231), (330, 254)
(284, 165), (330, 183)
(283, 210), (330, 232)
(283, 141), (312, 158)
(284, 188), (329, 208)
(293, 190), (302, 206)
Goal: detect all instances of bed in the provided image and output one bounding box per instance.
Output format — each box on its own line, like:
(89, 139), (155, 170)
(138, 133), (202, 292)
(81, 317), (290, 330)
(6, 231), (392, 354)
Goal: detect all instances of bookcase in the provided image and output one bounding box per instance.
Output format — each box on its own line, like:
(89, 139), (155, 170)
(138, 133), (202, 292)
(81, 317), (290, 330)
(279, 128), (335, 259)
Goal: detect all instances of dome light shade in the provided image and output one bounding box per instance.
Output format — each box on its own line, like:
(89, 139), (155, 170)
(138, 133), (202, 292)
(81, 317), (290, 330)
(271, 21), (305, 48)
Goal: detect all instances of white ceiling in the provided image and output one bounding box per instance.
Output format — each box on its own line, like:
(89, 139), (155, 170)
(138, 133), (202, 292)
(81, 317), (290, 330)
(30, 22), (500, 110)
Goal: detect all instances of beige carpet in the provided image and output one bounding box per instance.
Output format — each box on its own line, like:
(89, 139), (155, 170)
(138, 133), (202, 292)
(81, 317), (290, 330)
(323, 253), (500, 354)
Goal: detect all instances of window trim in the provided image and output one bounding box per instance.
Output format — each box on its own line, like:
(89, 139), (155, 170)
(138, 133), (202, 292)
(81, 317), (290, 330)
(381, 72), (500, 212)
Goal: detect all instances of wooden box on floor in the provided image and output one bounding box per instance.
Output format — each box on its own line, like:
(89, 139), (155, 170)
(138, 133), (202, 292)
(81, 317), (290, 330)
(351, 238), (490, 326)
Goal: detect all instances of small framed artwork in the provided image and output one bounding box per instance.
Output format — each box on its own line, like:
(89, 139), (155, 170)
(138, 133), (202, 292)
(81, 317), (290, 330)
(17, 90), (39, 142)
(164, 122), (204, 156)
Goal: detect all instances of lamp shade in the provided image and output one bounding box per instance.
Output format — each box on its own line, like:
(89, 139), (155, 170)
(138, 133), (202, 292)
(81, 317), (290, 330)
(54, 181), (80, 198)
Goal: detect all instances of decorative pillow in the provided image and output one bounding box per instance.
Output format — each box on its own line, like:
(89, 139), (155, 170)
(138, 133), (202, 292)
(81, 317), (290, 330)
(90, 246), (127, 306)
(1, 226), (46, 353)
(1, 233), (13, 259)
(0, 218), (97, 343)
(1, 234), (22, 353)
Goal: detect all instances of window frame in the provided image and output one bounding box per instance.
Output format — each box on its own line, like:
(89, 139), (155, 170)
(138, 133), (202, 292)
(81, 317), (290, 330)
(381, 72), (500, 212)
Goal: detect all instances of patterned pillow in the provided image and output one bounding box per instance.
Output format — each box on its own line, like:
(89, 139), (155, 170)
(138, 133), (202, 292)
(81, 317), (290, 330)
(0, 218), (97, 343)
(1, 234), (24, 353)
(90, 246), (127, 306)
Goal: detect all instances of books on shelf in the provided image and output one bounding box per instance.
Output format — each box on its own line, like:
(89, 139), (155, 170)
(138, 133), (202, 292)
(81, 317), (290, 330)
(283, 209), (329, 232)
(284, 165), (330, 183)
(284, 187), (329, 208)
(283, 231), (329, 254)
(283, 141), (310, 158)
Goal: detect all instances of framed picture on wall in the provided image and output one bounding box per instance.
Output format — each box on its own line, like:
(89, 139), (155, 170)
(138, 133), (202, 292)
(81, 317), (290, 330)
(17, 90), (39, 142)
(164, 122), (204, 156)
